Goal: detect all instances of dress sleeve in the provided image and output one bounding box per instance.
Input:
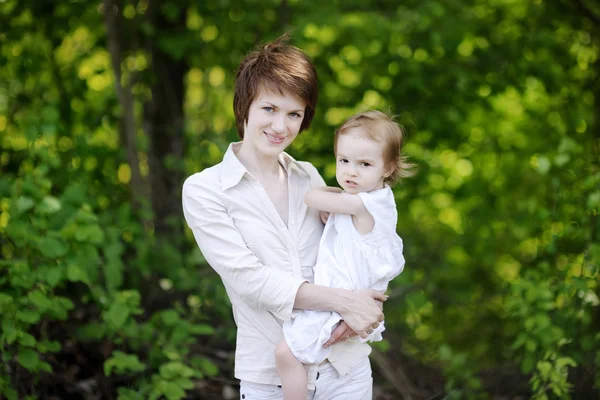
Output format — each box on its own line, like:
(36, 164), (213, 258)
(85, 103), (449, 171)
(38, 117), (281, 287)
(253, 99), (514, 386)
(362, 241), (405, 292)
(182, 175), (306, 321)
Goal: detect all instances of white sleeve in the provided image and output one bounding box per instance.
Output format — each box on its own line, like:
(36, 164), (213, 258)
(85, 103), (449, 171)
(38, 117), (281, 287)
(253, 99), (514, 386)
(182, 175), (306, 321)
(364, 241), (405, 293)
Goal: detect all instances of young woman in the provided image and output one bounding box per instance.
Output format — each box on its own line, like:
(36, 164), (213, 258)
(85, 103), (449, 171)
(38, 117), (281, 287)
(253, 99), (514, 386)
(182, 34), (384, 399)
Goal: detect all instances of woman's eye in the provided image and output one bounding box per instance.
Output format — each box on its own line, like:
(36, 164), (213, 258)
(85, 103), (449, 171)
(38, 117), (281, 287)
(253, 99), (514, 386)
(263, 107), (274, 112)
(289, 112), (302, 118)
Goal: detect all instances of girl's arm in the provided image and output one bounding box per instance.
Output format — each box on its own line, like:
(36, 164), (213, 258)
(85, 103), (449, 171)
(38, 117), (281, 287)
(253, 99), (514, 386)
(305, 187), (375, 234)
(304, 186), (366, 216)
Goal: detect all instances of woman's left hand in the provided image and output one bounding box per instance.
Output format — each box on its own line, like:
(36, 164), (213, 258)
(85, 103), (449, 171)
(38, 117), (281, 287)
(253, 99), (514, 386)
(322, 298), (384, 348)
(323, 321), (356, 348)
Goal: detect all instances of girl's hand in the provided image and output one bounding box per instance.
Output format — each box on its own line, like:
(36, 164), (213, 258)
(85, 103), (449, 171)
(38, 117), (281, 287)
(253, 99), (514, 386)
(323, 321), (356, 348)
(320, 211), (330, 224)
(338, 289), (386, 339)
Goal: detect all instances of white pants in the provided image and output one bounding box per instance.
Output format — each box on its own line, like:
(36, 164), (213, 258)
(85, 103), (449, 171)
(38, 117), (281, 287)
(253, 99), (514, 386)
(239, 358), (372, 400)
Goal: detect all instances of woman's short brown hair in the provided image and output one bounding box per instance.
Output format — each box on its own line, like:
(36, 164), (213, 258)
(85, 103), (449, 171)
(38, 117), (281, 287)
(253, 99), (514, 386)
(334, 110), (417, 184)
(233, 33), (319, 139)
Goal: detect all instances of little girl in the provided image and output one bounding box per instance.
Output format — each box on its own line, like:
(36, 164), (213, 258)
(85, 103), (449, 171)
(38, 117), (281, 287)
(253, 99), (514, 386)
(275, 110), (416, 399)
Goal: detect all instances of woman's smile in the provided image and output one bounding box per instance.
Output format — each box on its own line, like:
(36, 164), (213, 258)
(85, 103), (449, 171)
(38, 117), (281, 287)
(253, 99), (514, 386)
(264, 131), (286, 145)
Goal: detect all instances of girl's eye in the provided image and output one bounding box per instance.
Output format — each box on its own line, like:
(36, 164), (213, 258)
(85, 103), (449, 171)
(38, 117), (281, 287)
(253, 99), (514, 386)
(339, 159), (348, 163)
(361, 162), (371, 167)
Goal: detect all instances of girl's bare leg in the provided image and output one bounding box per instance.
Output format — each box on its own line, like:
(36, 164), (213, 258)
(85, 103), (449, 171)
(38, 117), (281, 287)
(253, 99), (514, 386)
(275, 339), (308, 400)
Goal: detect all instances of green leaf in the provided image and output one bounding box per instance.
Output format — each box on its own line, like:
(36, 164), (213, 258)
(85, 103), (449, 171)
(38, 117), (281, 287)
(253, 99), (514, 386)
(77, 323), (107, 340)
(537, 360), (551, 378)
(0, 293), (14, 307)
(439, 344), (452, 361)
(161, 310), (180, 327)
(556, 357), (576, 369)
(17, 309), (41, 324)
(37, 196), (61, 214)
(189, 324), (214, 335)
(117, 388), (142, 400)
(159, 362), (196, 380)
(190, 356), (218, 377)
(37, 339), (61, 353)
(2, 387), (18, 400)
(75, 225), (105, 244)
(17, 332), (37, 347)
(57, 296), (75, 311)
(15, 197), (35, 214)
(104, 260), (123, 292)
(38, 361), (52, 373)
(28, 291), (51, 312)
(161, 381), (186, 400)
(38, 265), (64, 287)
(37, 237), (68, 258)
(2, 320), (18, 344)
(67, 263), (90, 284)
(172, 378), (194, 390)
(536, 156), (551, 174)
(522, 355), (535, 373)
(17, 348), (39, 371)
(105, 302), (129, 329)
(104, 351), (146, 376)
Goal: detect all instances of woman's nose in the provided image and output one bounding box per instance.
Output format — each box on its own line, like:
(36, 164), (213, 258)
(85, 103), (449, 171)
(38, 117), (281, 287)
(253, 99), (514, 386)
(271, 114), (286, 133)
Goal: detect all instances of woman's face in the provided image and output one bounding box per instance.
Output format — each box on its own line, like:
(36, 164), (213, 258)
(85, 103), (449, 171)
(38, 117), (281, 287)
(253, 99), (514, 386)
(243, 89), (306, 158)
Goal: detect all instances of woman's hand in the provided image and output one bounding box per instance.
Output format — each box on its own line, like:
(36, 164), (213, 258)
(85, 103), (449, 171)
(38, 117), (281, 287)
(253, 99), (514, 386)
(338, 289), (386, 339)
(324, 296), (385, 348)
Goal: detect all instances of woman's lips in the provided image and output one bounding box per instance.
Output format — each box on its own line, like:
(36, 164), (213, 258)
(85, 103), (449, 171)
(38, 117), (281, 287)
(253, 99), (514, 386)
(264, 131), (285, 144)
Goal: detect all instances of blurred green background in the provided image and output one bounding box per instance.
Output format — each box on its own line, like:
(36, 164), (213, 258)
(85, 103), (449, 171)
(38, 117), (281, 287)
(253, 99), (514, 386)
(0, 0), (598, 399)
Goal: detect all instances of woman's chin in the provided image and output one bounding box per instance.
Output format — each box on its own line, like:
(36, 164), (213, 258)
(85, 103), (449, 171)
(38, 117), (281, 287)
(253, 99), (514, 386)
(260, 139), (289, 155)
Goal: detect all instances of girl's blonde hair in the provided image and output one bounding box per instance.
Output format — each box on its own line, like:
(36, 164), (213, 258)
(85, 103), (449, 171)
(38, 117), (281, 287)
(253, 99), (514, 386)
(334, 110), (417, 184)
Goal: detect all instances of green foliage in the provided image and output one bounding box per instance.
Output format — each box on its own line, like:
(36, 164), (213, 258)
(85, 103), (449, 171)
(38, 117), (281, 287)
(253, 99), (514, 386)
(1, 0), (599, 398)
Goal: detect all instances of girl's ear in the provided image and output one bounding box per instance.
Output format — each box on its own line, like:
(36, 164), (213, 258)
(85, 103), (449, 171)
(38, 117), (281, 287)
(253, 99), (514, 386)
(383, 163), (395, 178)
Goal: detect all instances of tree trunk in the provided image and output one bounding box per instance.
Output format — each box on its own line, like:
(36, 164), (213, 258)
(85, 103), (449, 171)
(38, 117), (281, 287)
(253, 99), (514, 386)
(144, 0), (187, 239)
(104, 0), (146, 209)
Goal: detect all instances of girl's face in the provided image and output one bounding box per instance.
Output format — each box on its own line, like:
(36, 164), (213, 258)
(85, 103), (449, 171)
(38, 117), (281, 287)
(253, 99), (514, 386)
(243, 89), (306, 158)
(335, 127), (390, 194)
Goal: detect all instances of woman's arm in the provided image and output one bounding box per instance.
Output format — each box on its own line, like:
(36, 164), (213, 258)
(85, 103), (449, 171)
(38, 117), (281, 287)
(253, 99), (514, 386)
(294, 283), (385, 339)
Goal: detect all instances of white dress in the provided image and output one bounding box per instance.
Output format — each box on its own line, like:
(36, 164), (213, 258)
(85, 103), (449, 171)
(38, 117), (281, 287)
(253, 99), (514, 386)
(282, 185), (405, 364)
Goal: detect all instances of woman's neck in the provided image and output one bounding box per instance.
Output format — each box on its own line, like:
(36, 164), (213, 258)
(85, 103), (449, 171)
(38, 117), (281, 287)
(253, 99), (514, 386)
(235, 141), (281, 178)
